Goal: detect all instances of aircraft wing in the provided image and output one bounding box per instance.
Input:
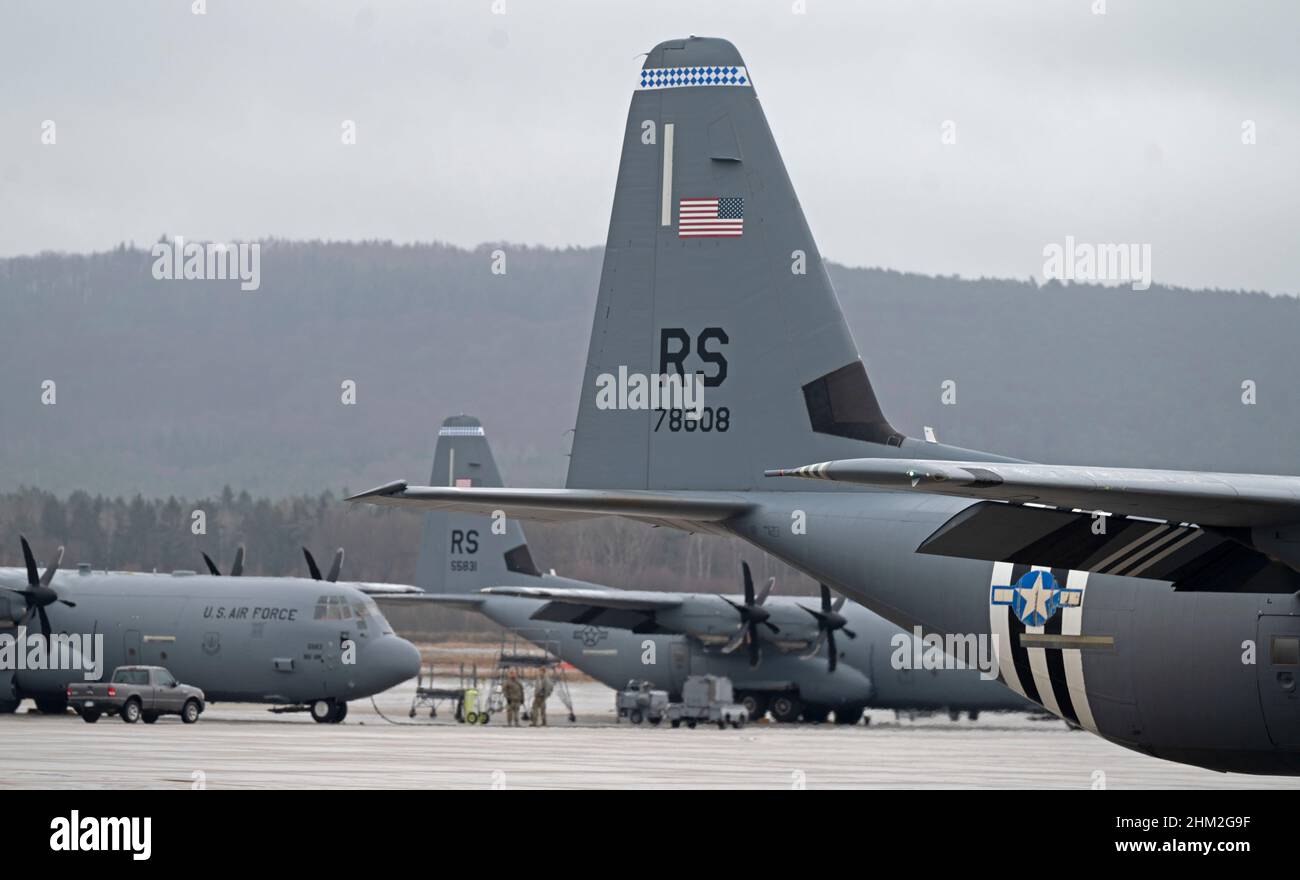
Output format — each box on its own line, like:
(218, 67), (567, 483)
(766, 459), (1300, 527)
(354, 583), (488, 610)
(351, 581), (424, 595)
(483, 586), (683, 633)
(767, 458), (1300, 592)
(346, 481), (752, 533)
(482, 586), (684, 611)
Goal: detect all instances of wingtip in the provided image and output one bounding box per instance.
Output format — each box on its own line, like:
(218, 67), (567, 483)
(345, 480), (409, 502)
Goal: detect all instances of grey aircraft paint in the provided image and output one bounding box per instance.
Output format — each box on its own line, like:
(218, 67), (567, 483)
(0, 562), (421, 713)
(398, 414), (1030, 720)
(351, 37), (1300, 773)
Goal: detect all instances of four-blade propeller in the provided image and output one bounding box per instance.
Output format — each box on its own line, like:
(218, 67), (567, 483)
(800, 583), (857, 672)
(1, 536), (75, 638)
(720, 561), (779, 668)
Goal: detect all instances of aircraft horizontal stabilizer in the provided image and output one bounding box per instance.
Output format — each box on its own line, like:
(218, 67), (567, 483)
(766, 459), (1300, 528)
(919, 501), (1300, 593)
(348, 481), (752, 532)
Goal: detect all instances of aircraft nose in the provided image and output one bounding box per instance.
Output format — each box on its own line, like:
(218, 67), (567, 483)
(368, 635), (422, 691)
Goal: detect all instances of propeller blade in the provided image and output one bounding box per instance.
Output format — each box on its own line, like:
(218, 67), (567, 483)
(58, 598), (76, 608)
(802, 629), (827, 660)
(19, 535), (39, 587)
(741, 561), (755, 606)
(827, 629), (838, 672)
(40, 546), (64, 587)
(747, 622), (761, 667)
(831, 595), (847, 613)
(755, 576), (775, 605)
(303, 548), (322, 581)
(201, 552), (221, 576)
(326, 548), (344, 583)
(230, 545), (245, 577)
(36, 604), (51, 639)
(842, 627), (857, 640)
(762, 620), (781, 634)
(721, 626), (748, 655)
(820, 583), (832, 612)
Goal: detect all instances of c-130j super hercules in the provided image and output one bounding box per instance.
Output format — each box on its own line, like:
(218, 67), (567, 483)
(353, 37), (1300, 774)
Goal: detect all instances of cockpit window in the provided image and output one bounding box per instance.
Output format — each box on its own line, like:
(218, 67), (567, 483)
(313, 595), (355, 620)
(359, 596), (393, 635)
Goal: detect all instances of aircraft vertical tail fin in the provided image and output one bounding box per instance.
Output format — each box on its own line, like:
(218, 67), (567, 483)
(414, 415), (542, 594)
(565, 36), (939, 493)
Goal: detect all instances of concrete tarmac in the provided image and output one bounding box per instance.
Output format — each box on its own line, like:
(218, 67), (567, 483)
(3, 681), (1298, 789)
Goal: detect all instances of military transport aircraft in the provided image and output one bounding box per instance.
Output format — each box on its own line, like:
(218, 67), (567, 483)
(351, 37), (1300, 773)
(0, 537), (421, 722)
(367, 415), (1031, 723)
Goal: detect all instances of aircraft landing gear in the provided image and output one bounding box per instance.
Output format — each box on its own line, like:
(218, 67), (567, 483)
(770, 694), (802, 724)
(801, 704), (831, 724)
(310, 699), (348, 724)
(738, 692), (769, 721)
(35, 697), (68, 715)
(834, 706), (865, 726)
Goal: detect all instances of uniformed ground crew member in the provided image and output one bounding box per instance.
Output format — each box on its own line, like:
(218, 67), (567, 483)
(531, 668), (554, 727)
(503, 668), (524, 727)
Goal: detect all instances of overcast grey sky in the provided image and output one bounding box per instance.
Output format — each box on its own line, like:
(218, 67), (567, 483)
(3, 0), (1297, 293)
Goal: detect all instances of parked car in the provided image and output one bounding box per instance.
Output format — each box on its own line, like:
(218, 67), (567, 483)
(68, 665), (205, 724)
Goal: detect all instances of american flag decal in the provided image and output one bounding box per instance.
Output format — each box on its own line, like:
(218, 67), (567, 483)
(679, 197), (744, 238)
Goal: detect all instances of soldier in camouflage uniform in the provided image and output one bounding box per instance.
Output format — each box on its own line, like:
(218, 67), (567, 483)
(502, 668), (524, 727)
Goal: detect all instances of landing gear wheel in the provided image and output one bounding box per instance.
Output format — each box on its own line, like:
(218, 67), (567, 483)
(142, 712), (159, 724)
(310, 699), (335, 723)
(81, 710), (101, 723)
(949, 709), (961, 722)
(686, 720), (697, 729)
(670, 719), (681, 729)
(770, 695), (803, 724)
(35, 697), (68, 715)
(802, 705), (830, 724)
(182, 700), (201, 724)
(121, 699), (142, 724)
(738, 693), (769, 721)
(835, 706), (865, 726)
(629, 709), (644, 725)
(330, 702), (348, 724)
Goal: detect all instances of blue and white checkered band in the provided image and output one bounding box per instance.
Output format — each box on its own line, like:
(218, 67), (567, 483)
(638, 65), (750, 90)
